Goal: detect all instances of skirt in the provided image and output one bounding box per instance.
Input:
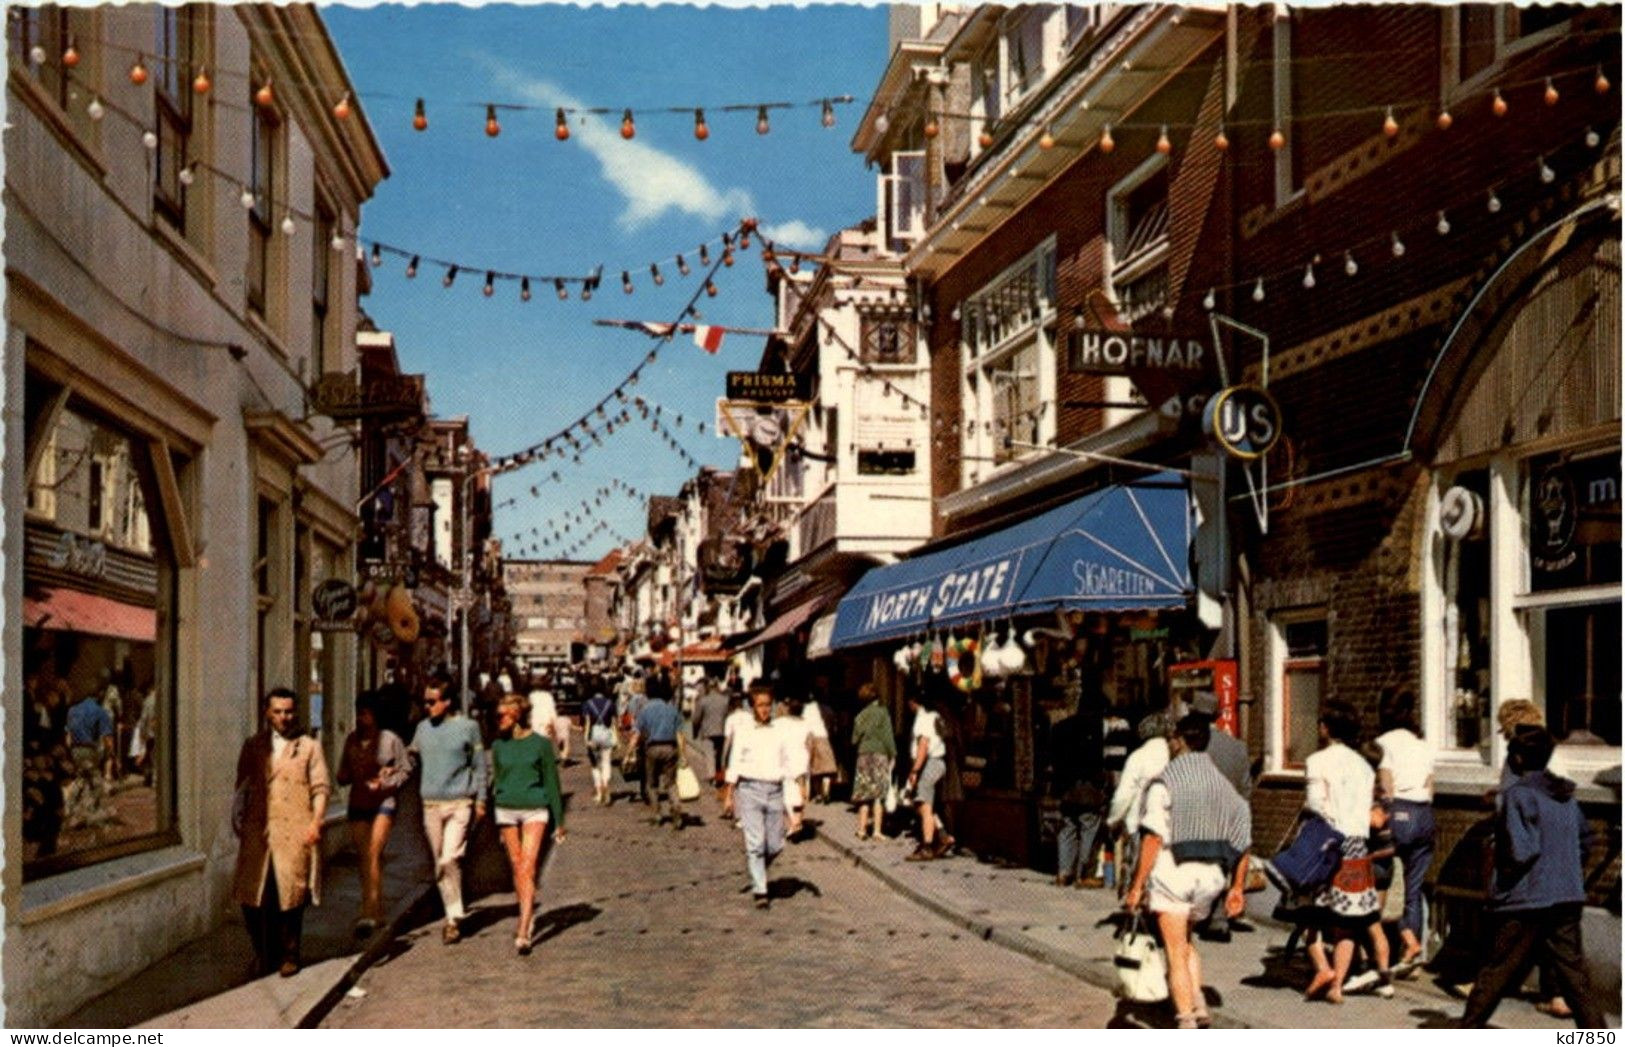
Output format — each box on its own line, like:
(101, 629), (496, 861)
(809, 736), (840, 777)
(1311, 835), (1381, 928)
(851, 752), (893, 803)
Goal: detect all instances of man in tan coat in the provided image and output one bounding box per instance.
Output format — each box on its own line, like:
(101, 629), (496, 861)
(233, 687), (331, 977)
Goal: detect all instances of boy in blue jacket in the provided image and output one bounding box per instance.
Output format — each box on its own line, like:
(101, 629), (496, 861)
(1460, 727), (1605, 1028)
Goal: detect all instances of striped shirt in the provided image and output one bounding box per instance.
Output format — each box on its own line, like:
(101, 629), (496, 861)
(1146, 752), (1251, 871)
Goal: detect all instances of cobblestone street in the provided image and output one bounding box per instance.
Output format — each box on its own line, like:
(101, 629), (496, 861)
(323, 759), (1116, 1028)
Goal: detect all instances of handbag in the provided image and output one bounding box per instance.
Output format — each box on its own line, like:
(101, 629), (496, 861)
(673, 734), (701, 802)
(1269, 814), (1345, 893)
(1113, 912), (1170, 1003)
(884, 781), (898, 814)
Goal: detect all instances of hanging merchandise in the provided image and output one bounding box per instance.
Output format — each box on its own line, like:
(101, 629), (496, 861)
(948, 634), (982, 693)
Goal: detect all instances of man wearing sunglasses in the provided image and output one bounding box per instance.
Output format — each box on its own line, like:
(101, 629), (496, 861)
(408, 672), (488, 944)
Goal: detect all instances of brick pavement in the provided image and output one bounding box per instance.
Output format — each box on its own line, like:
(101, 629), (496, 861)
(322, 758), (1119, 1028)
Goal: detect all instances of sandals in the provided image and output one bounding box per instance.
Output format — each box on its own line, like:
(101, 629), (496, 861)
(1174, 1011), (1212, 1029)
(515, 937), (532, 956)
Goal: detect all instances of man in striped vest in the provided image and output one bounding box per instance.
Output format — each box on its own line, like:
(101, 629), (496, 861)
(1124, 714), (1252, 1029)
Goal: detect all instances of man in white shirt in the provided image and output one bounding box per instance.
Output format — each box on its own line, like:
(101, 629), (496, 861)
(904, 694), (951, 861)
(1108, 713), (1173, 835)
(721, 683), (802, 909)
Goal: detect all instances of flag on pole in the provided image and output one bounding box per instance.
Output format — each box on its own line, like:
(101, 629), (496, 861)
(693, 325), (725, 353)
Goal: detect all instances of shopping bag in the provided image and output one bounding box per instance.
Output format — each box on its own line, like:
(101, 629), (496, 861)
(883, 781), (898, 814)
(1113, 912), (1170, 1003)
(676, 763), (702, 802)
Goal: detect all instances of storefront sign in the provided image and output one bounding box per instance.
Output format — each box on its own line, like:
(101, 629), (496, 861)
(1203, 384), (1282, 460)
(861, 555), (1022, 634)
(362, 560), (420, 587)
(46, 531), (107, 580)
(1531, 462), (1578, 572)
(310, 372), (425, 420)
(311, 578), (358, 631)
(725, 371), (809, 402)
(1169, 659), (1239, 737)
(1070, 330), (1209, 376)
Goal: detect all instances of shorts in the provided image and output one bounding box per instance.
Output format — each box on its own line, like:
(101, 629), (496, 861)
(914, 758), (946, 807)
(495, 807), (552, 827)
(1148, 852), (1227, 920)
(347, 796), (398, 821)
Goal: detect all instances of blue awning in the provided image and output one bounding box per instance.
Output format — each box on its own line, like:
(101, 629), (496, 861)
(828, 474), (1192, 650)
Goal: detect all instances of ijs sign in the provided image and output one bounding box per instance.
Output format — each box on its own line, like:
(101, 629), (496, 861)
(1203, 384), (1282, 460)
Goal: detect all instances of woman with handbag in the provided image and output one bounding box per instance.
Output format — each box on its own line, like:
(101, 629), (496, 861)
(337, 690), (410, 939)
(1301, 702), (1391, 1003)
(581, 679), (618, 807)
(848, 684), (895, 840)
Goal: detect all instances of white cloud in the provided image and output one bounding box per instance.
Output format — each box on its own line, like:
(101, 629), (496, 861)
(491, 64), (758, 232)
(760, 219), (828, 250)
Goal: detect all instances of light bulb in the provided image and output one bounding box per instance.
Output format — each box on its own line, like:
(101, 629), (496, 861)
(821, 99), (836, 128)
(923, 117), (939, 139)
(1269, 128), (1286, 151)
(61, 40), (79, 67)
(699, 244), (710, 265)
(520, 277), (532, 302)
(874, 113), (889, 135)
(370, 243), (382, 268)
(330, 232), (345, 251)
(333, 94), (351, 120)
(979, 128), (994, 149)
(406, 256), (419, 279)
(178, 164), (195, 187)
(650, 263), (664, 286)
(1214, 126), (1229, 151)
(1436, 109), (1453, 131)
(1156, 125), (1171, 154)
(620, 109), (636, 140)
(256, 81), (274, 109)
(555, 278), (568, 300)
(1383, 107), (1399, 137)
(553, 108), (569, 141)
(240, 189), (255, 210)
(443, 265), (458, 288)
(412, 98), (428, 132)
(1491, 88), (1507, 117)
(1099, 124), (1115, 153)
(1544, 78), (1559, 106)
(1586, 126), (1601, 148)
(1538, 156), (1554, 183)
(1202, 288), (1216, 310)
(28, 45), (45, 65)
(1344, 251), (1358, 276)
(1436, 210), (1451, 235)
(622, 271), (634, 294)
(193, 69), (210, 95)
(281, 215), (296, 236)
(676, 254), (690, 277)
(142, 130), (158, 150)
(129, 56), (148, 85)
(756, 105), (771, 135)
(483, 272), (495, 297)
(1038, 126), (1054, 149)
(694, 108), (709, 141)
(1302, 263), (1316, 289)
(705, 280), (718, 298)
(1251, 277), (1265, 302)
(87, 97), (105, 121)
(1391, 231), (1406, 257)
(1596, 67), (1611, 94)
(1487, 190), (1502, 213)
(485, 104), (500, 138)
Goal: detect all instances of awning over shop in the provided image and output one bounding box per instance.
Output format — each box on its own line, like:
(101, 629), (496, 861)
(660, 636), (733, 666)
(736, 592), (835, 653)
(24, 587), (156, 644)
(829, 474), (1192, 651)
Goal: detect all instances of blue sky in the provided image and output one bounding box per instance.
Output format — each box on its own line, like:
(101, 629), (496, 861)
(324, 4), (890, 562)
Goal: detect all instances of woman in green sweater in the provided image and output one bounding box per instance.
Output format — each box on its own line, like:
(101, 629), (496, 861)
(491, 693), (565, 955)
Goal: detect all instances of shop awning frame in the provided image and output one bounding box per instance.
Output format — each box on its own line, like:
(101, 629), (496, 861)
(829, 473), (1192, 651)
(24, 586), (157, 644)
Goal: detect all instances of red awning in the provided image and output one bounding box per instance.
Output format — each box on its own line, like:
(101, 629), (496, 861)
(737, 593), (833, 653)
(24, 587), (156, 643)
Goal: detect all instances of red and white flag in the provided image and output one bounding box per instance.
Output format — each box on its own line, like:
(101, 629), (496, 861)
(692, 325), (725, 353)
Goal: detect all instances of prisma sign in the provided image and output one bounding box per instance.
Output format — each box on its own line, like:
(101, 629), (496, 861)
(1203, 384), (1282, 460)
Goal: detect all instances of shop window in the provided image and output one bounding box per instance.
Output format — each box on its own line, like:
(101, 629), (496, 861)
(1002, 7), (1053, 106)
(1276, 615), (1327, 769)
(1446, 5), (1583, 93)
(1523, 448), (1621, 746)
(861, 316), (916, 365)
(22, 400), (178, 880)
